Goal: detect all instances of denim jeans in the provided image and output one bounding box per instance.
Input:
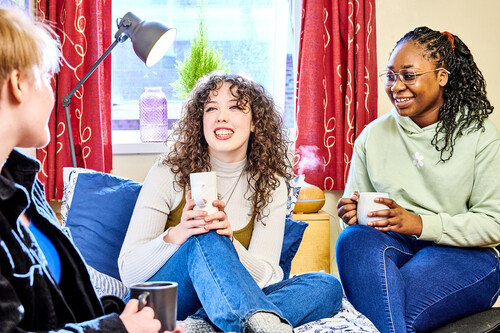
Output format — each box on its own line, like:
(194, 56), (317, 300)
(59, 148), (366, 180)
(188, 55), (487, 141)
(148, 231), (342, 332)
(336, 225), (500, 333)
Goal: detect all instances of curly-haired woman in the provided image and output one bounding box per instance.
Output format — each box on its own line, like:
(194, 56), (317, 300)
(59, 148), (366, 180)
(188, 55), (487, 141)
(119, 72), (342, 333)
(336, 27), (500, 332)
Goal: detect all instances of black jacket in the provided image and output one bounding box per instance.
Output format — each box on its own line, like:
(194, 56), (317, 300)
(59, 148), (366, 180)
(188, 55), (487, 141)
(0, 150), (127, 332)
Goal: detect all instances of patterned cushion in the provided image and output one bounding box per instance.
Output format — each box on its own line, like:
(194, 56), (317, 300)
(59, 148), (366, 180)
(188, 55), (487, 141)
(294, 297), (378, 332)
(87, 265), (128, 299)
(286, 175), (304, 218)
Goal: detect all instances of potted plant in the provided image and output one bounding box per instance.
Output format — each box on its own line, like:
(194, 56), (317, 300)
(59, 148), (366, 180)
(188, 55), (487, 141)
(172, 0), (230, 100)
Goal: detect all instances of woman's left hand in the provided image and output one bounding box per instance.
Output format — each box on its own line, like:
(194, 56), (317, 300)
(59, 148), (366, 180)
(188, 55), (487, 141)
(203, 199), (234, 240)
(367, 197), (423, 236)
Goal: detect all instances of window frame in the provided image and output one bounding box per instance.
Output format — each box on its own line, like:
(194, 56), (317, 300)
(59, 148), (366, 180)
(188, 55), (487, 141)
(111, 0), (291, 155)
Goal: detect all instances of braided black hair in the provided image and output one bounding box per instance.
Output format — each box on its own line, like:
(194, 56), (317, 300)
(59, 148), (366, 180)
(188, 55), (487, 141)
(393, 26), (493, 162)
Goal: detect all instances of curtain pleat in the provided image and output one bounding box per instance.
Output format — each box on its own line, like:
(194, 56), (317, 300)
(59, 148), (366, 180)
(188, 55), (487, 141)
(36, 0), (112, 200)
(295, 0), (378, 190)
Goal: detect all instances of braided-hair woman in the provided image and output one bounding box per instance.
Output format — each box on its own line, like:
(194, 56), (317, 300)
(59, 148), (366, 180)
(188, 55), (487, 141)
(337, 26), (500, 332)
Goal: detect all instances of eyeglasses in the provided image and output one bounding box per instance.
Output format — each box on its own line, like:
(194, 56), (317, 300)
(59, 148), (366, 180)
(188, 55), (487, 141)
(378, 68), (449, 86)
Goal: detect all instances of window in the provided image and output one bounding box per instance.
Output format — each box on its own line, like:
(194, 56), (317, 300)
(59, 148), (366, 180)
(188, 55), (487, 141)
(111, 0), (294, 153)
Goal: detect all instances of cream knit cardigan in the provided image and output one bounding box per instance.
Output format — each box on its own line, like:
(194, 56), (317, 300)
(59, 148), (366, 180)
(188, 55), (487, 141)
(118, 156), (287, 288)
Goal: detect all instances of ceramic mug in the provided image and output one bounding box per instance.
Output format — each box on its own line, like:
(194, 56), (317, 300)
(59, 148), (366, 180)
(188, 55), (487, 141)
(129, 281), (178, 331)
(190, 171), (218, 216)
(357, 192), (390, 226)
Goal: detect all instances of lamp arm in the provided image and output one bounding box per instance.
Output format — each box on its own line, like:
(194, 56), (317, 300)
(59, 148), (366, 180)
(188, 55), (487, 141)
(60, 12), (164, 167)
(62, 39), (120, 108)
(61, 38), (120, 167)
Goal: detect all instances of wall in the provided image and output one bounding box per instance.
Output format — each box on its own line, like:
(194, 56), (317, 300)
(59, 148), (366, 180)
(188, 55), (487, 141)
(113, 154), (159, 182)
(375, 0), (500, 125)
(114, 0), (500, 275)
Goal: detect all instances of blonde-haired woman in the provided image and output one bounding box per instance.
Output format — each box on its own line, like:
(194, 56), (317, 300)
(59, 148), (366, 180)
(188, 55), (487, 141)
(0, 6), (183, 333)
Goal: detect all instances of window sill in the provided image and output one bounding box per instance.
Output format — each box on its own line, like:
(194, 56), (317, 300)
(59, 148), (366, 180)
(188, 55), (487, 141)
(111, 101), (179, 155)
(112, 130), (167, 155)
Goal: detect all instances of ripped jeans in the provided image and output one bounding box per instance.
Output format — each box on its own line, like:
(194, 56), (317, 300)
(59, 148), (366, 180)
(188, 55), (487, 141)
(148, 231), (343, 332)
(336, 225), (500, 333)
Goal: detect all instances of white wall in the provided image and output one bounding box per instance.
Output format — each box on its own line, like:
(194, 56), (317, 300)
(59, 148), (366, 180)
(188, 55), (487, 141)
(375, 0), (500, 126)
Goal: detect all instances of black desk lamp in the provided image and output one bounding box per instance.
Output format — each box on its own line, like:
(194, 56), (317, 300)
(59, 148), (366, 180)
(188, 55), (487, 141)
(62, 12), (176, 167)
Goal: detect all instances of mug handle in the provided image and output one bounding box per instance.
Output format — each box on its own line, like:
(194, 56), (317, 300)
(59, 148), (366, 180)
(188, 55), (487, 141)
(138, 291), (150, 311)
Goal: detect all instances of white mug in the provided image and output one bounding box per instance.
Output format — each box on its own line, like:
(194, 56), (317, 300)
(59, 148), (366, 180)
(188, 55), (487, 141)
(190, 171), (218, 216)
(357, 192), (390, 226)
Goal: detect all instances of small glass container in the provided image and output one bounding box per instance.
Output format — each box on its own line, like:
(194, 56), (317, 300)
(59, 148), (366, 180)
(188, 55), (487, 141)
(139, 87), (168, 142)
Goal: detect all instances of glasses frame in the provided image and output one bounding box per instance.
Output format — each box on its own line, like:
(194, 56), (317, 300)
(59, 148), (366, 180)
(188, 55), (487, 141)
(379, 68), (450, 86)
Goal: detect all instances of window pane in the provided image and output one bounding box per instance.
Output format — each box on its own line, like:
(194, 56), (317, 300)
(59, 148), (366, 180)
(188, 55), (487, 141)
(113, 0), (282, 102)
(111, 0), (293, 133)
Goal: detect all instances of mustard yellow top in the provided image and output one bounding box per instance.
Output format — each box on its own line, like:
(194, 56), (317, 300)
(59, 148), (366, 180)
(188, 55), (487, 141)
(164, 193), (255, 249)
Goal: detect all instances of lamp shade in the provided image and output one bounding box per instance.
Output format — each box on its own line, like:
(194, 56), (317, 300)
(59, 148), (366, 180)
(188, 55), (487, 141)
(121, 12), (177, 67)
(133, 21), (176, 67)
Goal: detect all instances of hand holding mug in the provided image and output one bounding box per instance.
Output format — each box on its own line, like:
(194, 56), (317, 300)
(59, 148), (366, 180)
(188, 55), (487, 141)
(120, 299), (185, 333)
(202, 197), (234, 242)
(365, 197), (423, 236)
(163, 190), (210, 245)
(337, 191), (360, 225)
(129, 282), (178, 332)
(356, 192), (390, 226)
(120, 298), (161, 333)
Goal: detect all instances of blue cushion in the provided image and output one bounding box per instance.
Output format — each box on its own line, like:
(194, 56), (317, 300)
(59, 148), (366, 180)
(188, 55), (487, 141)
(65, 173), (142, 280)
(65, 171), (308, 282)
(280, 218), (309, 279)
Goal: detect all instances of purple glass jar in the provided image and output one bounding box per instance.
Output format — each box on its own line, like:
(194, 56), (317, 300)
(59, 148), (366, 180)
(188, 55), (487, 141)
(139, 87), (168, 142)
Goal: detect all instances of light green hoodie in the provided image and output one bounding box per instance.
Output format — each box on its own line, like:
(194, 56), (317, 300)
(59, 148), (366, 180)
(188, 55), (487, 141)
(342, 109), (500, 247)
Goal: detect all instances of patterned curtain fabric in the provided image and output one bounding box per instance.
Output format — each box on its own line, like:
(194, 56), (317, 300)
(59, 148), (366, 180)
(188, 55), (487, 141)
(36, 0), (112, 200)
(294, 0), (377, 190)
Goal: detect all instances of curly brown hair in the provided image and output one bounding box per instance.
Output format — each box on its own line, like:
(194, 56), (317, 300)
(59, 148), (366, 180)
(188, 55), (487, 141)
(161, 72), (292, 223)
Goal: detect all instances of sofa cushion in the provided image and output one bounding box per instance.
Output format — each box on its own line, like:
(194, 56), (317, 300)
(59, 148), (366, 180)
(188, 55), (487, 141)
(65, 171), (142, 280)
(286, 175), (304, 218)
(280, 218), (308, 279)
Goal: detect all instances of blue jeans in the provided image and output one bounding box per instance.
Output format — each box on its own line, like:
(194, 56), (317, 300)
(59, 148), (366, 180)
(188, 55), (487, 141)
(148, 231), (342, 332)
(336, 225), (500, 333)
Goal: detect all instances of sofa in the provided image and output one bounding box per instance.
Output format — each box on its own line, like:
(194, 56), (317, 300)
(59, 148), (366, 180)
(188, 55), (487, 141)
(63, 167), (500, 332)
(61, 167), (379, 332)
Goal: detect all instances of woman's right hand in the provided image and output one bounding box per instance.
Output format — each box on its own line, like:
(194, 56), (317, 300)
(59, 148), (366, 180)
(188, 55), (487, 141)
(337, 191), (360, 226)
(120, 299), (185, 333)
(163, 190), (209, 245)
(120, 299), (160, 332)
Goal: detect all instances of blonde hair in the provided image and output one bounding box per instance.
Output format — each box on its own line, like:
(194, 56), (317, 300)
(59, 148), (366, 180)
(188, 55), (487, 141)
(0, 6), (60, 88)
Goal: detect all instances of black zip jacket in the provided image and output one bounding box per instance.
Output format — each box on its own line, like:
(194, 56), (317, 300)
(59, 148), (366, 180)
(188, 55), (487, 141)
(0, 150), (127, 332)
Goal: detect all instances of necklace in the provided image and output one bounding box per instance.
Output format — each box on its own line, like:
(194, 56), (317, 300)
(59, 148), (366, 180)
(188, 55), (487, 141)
(218, 171), (244, 205)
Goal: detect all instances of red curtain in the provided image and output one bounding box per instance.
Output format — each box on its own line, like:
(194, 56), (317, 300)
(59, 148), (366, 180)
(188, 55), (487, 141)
(36, 0), (113, 200)
(294, 0), (377, 190)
